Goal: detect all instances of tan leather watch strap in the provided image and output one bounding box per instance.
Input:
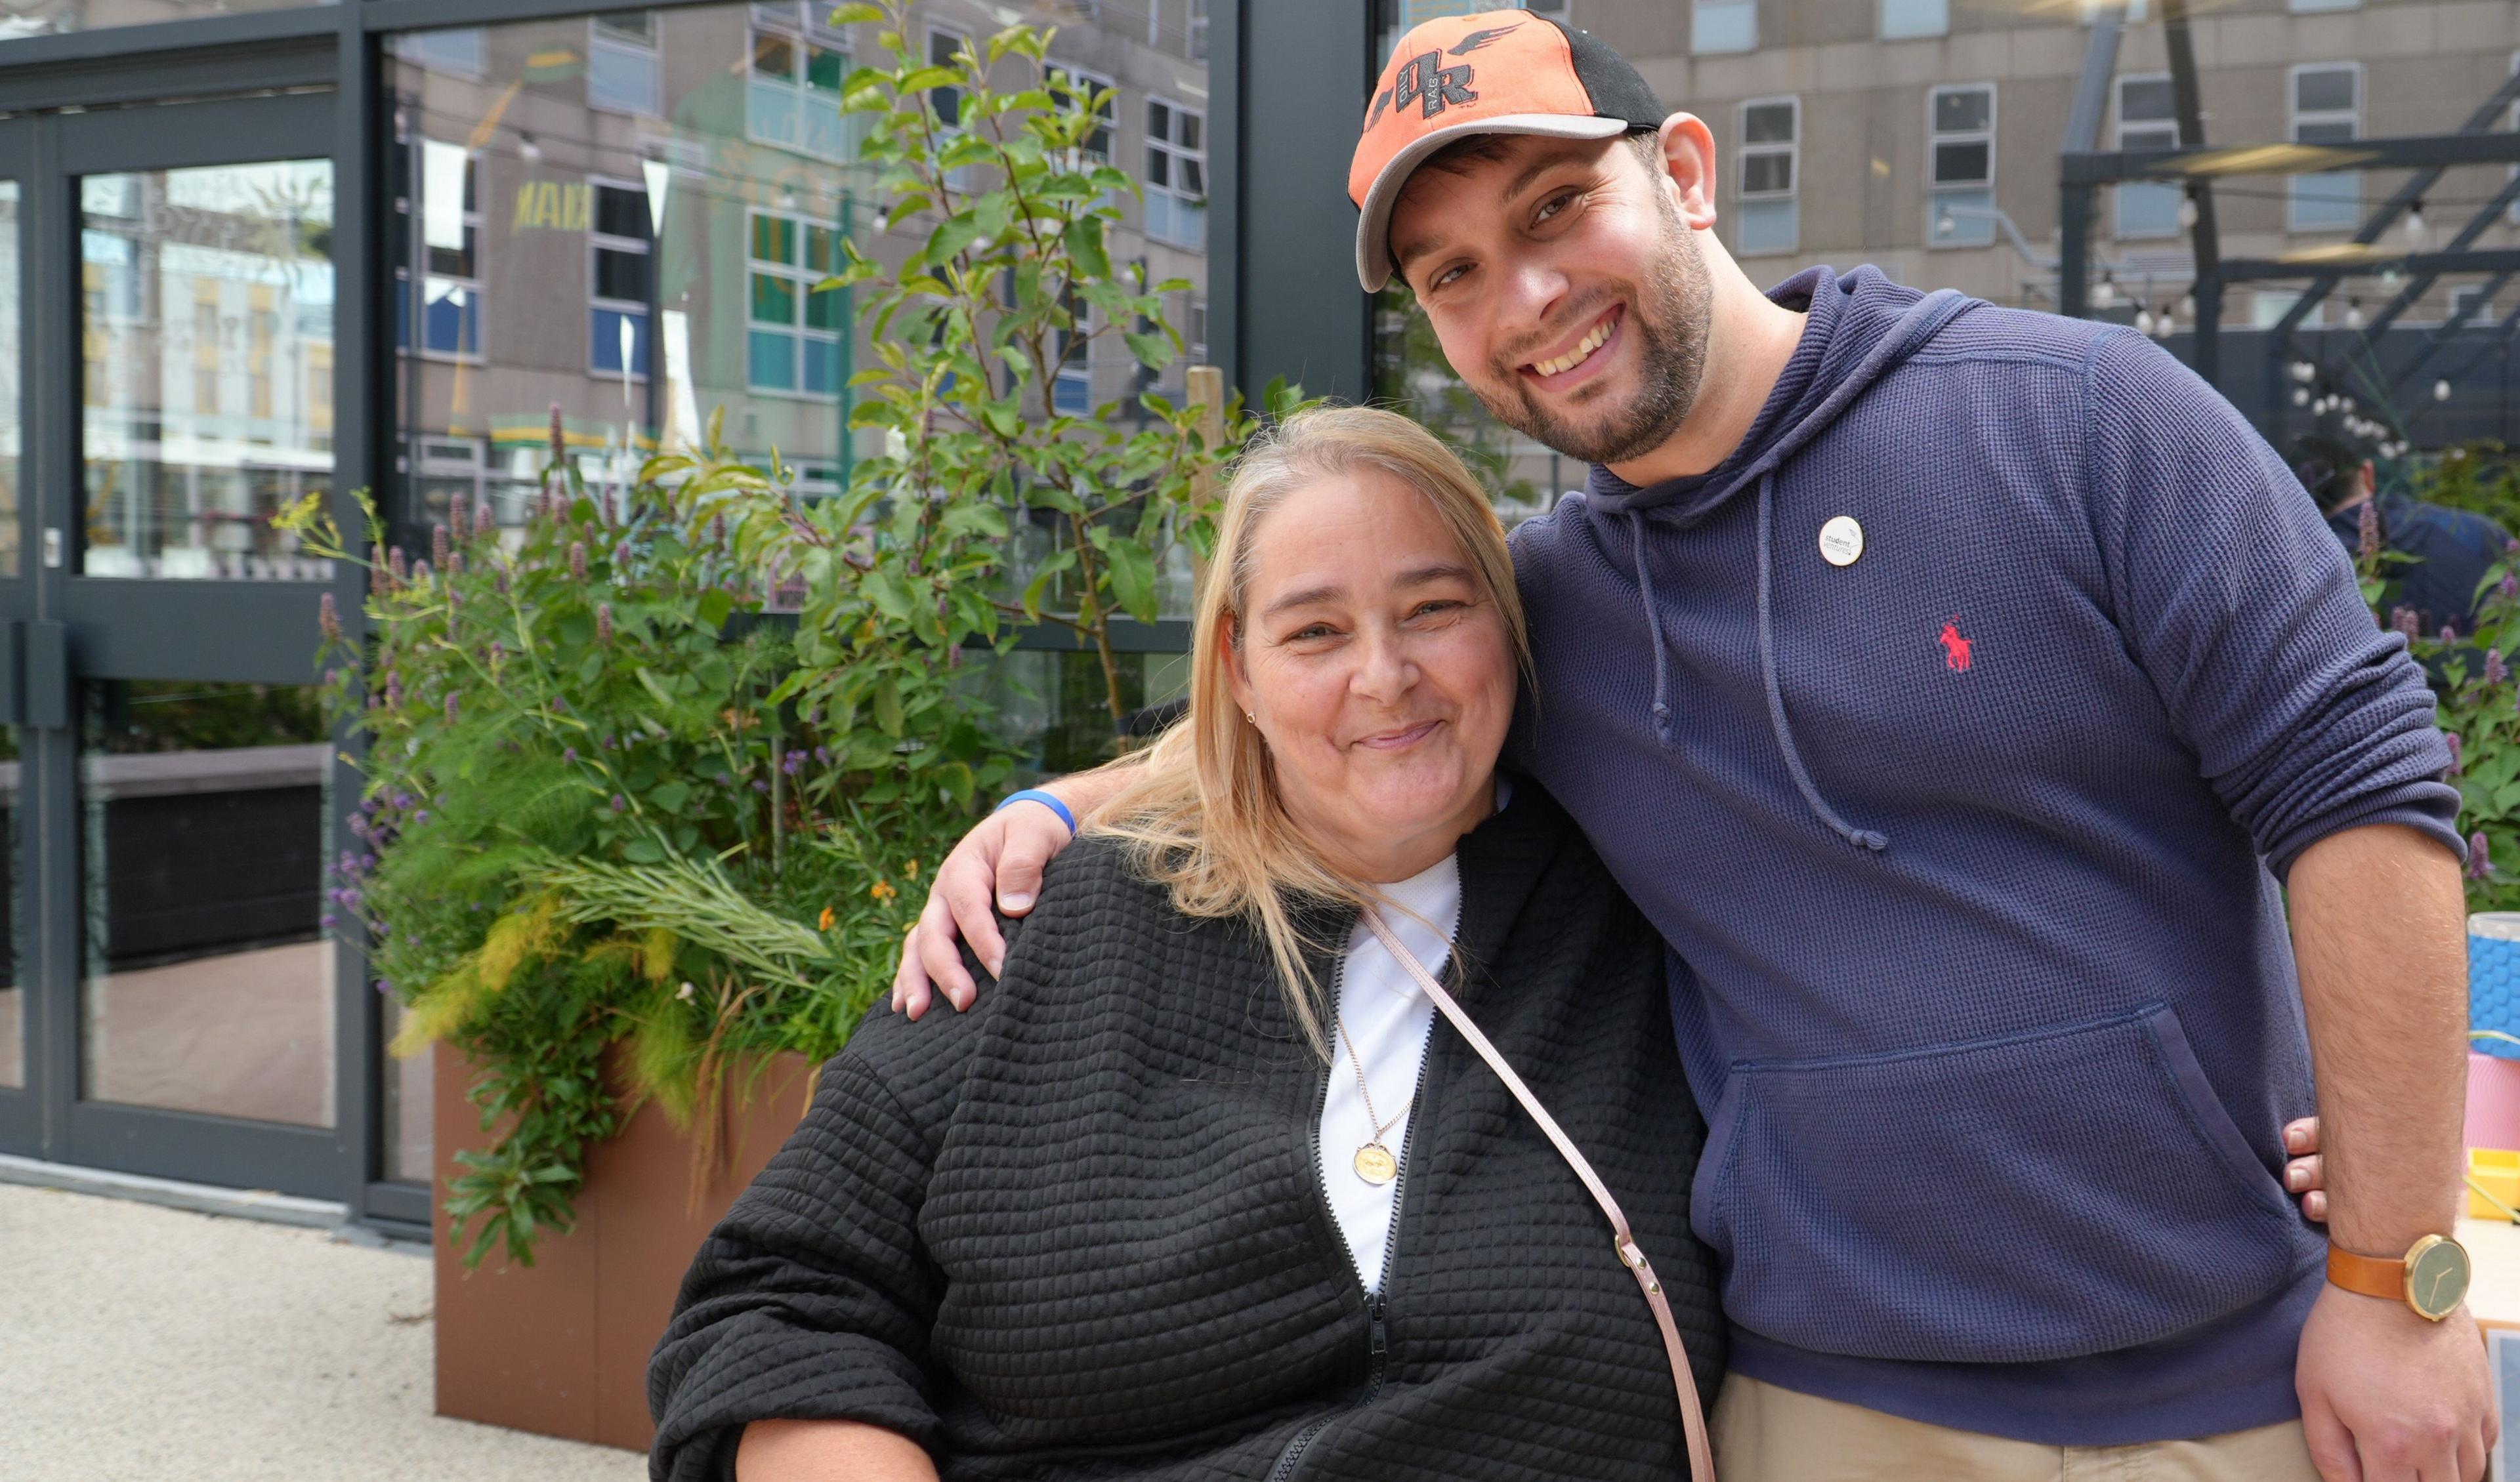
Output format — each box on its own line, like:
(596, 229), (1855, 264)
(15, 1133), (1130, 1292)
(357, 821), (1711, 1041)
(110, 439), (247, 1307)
(2326, 1243), (2406, 1303)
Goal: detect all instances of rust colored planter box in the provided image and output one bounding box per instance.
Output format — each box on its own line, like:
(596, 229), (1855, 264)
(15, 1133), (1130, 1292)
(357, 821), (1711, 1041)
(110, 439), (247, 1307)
(432, 1048), (816, 1452)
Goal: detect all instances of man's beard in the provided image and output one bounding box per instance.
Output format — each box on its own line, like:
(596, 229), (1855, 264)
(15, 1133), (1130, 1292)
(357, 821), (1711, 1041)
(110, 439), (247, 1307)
(1473, 213), (1712, 468)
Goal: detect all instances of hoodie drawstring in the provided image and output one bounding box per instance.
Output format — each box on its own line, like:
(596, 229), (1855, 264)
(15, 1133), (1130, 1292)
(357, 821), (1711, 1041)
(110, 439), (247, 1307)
(1751, 474), (1887, 852)
(1631, 515), (1675, 746)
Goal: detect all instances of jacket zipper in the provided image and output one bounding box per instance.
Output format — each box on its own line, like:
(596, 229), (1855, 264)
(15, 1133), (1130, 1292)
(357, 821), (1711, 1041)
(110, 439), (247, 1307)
(1265, 952), (1437, 1482)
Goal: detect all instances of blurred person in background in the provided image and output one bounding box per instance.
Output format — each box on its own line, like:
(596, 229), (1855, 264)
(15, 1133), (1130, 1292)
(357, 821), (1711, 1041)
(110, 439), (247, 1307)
(2296, 431), (2509, 639)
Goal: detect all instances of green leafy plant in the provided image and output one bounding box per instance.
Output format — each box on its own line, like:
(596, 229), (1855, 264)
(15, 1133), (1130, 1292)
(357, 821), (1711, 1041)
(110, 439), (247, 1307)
(280, 5), (1284, 1269)
(707, 0), (1292, 741)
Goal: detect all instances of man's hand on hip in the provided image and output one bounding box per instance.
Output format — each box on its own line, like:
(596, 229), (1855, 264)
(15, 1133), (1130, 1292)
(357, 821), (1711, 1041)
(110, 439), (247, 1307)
(2298, 1281), (2492, 1482)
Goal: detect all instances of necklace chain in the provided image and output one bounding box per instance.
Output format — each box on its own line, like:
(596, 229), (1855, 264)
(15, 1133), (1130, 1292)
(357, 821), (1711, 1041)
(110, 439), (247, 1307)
(1334, 1012), (1414, 1149)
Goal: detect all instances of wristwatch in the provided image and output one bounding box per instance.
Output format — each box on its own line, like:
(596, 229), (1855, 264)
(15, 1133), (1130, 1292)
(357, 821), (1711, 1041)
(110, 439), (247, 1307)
(2326, 1234), (2472, 1321)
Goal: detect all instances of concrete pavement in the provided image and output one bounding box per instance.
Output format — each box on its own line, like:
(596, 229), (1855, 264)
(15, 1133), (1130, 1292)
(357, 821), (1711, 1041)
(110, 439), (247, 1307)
(0, 1182), (646, 1482)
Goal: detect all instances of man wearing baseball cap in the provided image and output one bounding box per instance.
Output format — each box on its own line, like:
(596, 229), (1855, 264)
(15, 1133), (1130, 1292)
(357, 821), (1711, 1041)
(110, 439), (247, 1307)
(898, 12), (2489, 1478)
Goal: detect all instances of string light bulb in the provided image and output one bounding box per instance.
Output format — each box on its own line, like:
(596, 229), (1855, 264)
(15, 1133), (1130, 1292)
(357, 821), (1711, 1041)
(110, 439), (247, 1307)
(2291, 360), (2317, 384)
(2345, 298), (2366, 331)
(2135, 308), (2155, 335)
(2293, 386), (2311, 406)
(2436, 379), (2454, 402)
(2404, 201), (2428, 250)
(2177, 196), (2198, 230)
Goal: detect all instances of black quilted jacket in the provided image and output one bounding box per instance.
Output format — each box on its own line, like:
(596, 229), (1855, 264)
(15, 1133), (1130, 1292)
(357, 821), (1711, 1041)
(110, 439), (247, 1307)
(648, 784), (1723, 1481)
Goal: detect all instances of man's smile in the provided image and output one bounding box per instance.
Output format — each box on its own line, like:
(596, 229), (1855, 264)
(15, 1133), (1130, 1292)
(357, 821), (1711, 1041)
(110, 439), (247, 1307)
(1518, 304), (1624, 391)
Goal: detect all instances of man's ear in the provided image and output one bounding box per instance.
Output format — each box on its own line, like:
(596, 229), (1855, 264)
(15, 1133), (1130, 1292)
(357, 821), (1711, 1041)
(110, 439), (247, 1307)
(1655, 113), (1721, 232)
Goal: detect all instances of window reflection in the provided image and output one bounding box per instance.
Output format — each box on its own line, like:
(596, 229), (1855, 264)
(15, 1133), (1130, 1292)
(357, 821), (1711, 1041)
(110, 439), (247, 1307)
(81, 163), (337, 581)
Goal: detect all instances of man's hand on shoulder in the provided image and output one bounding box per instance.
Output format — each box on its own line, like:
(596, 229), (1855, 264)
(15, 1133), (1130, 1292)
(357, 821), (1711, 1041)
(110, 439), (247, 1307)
(2298, 1281), (2493, 1482)
(892, 769), (1128, 1019)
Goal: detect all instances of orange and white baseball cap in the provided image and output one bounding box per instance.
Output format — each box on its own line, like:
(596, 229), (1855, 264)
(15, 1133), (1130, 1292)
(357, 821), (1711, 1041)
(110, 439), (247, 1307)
(1349, 10), (1668, 293)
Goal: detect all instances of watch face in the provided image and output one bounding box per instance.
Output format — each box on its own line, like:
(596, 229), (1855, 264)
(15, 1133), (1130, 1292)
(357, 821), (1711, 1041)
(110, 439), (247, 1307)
(2408, 1237), (2471, 1321)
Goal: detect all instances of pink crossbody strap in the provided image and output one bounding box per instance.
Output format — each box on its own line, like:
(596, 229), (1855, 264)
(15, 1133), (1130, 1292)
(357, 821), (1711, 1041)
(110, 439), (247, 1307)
(1364, 908), (1717, 1482)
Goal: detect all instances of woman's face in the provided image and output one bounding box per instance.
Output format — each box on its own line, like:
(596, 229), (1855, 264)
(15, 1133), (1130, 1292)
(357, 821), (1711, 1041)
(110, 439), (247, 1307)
(1226, 468), (1515, 882)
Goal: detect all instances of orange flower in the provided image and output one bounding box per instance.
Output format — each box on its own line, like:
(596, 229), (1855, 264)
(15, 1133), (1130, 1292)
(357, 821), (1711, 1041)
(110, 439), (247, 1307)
(818, 905), (836, 930)
(904, 858), (920, 879)
(870, 880), (896, 901)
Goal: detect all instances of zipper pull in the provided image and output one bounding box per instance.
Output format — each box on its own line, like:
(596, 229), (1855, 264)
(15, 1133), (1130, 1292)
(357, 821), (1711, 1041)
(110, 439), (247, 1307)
(1368, 1296), (1388, 1364)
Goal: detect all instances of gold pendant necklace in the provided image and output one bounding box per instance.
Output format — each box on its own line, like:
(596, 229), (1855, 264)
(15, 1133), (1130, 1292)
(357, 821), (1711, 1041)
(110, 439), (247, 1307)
(1334, 1013), (1413, 1187)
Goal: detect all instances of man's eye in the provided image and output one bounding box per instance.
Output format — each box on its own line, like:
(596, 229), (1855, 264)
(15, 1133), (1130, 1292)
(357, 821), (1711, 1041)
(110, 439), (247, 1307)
(1533, 188), (1578, 225)
(1429, 262), (1467, 291)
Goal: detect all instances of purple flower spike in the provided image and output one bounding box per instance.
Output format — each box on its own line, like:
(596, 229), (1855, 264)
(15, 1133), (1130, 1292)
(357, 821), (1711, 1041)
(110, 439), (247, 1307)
(373, 979), (393, 996)
(2357, 503), (2380, 562)
(2502, 573), (2517, 602)
(318, 591), (341, 641)
(445, 692), (460, 724)
(596, 602), (614, 645)
(570, 541), (588, 583)
(814, 745), (831, 765)
(2443, 624), (2460, 645)
(2446, 730), (2464, 775)
(610, 793), (628, 813)
(2489, 649), (2509, 685)
(389, 546), (409, 583)
(432, 523), (450, 570)
(413, 810), (429, 825)
(2473, 832), (2493, 880)
(549, 402), (567, 467)
(751, 778), (770, 793)
(562, 746), (578, 763)
(320, 913), (337, 929)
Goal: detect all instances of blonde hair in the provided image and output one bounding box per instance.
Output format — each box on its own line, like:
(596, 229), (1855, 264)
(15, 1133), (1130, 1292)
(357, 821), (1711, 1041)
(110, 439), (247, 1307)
(1086, 404), (1529, 1056)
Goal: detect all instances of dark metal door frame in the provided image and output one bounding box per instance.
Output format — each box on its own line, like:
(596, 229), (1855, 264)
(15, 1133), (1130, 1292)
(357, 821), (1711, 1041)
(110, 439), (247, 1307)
(2, 89), (353, 1201)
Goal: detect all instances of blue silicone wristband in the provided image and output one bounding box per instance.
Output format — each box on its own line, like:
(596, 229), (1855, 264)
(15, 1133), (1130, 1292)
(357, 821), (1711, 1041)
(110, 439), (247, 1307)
(996, 789), (1078, 836)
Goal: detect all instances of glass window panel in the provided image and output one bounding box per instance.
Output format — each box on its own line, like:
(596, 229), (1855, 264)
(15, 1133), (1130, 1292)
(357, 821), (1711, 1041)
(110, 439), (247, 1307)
(1146, 149), (1171, 189)
(752, 272), (797, 324)
(595, 184), (651, 243)
(2292, 172), (2361, 230)
(80, 682), (333, 1128)
(2120, 77), (2175, 124)
(595, 246), (650, 302)
(1744, 102), (1796, 145)
(1930, 186), (1997, 246)
(753, 213), (795, 264)
(0, 724), (19, 1090)
(2296, 68), (2357, 114)
(804, 283), (843, 331)
(749, 329), (795, 390)
(1742, 153), (1793, 195)
(0, 0), (333, 40)
(0, 181), (19, 578)
(589, 38), (662, 116)
(1180, 158), (1204, 196)
(802, 337), (841, 394)
(1736, 197), (1796, 255)
(2116, 180), (2183, 237)
(2296, 119), (2357, 146)
(805, 224), (836, 275)
(1148, 99), (1171, 139)
(82, 162), (336, 582)
(1934, 89), (1990, 134)
(1179, 113), (1200, 152)
(1880, 0), (1948, 38)
(753, 30), (797, 81)
(381, 1000), (432, 1183)
(592, 307), (651, 377)
(596, 10), (656, 44)
(1692, 0), (1756, 55)
(806, 44), (846, 95)
(1932, 140), (1991, 186)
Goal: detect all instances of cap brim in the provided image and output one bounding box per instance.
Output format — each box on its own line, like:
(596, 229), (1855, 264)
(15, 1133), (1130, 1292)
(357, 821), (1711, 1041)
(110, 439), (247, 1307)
(1353, 113), (1628, 293)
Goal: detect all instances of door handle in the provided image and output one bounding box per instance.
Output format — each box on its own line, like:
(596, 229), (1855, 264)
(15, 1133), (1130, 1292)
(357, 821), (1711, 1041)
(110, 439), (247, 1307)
(24, 619), (66, 730)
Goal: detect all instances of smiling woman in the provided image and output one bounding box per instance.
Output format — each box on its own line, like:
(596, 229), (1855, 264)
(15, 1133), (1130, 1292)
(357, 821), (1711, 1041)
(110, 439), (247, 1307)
(647, 405), (1724, 1482)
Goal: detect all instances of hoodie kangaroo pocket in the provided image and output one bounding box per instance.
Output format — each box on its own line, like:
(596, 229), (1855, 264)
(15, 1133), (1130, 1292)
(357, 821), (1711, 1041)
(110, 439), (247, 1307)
(1690, 1002), (2309, 1365)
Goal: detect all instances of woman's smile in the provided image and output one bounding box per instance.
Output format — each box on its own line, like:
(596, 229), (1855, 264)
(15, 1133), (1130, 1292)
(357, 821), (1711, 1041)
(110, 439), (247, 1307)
(1355, 718), (1445, 751)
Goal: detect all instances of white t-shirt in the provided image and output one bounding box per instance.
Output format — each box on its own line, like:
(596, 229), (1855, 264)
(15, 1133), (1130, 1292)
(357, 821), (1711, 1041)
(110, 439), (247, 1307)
(1319, 853), (1460, 1295)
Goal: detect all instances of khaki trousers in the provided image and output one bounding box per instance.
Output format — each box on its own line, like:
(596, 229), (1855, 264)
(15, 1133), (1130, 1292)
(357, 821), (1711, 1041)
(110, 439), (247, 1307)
(1712, 1375), (2323, 1482)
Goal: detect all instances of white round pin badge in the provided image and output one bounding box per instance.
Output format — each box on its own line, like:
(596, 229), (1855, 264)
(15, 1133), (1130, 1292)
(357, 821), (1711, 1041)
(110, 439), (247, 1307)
(1818, 515), (1864, 567)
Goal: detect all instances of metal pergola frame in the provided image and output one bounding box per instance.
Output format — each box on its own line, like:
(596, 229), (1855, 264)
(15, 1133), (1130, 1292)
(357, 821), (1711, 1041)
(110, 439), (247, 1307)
(0, 0), (1368, 1237)
(2057, 0), (2520, 440)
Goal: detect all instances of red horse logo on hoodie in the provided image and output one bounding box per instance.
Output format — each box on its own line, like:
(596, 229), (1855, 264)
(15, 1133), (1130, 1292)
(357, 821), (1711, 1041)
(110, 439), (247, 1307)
(1939, 619), (1974, 673)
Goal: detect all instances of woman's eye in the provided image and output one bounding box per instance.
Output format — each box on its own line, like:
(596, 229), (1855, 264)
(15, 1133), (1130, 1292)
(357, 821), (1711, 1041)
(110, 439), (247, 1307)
(1288, 624), (1337, 642)
(1410, 600), (1464, 621)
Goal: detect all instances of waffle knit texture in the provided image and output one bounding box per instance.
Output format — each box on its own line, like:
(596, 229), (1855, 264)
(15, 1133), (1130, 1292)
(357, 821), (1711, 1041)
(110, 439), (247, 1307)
(1507, 264), (2462, 1445)
(647, 785), (1724, 1481)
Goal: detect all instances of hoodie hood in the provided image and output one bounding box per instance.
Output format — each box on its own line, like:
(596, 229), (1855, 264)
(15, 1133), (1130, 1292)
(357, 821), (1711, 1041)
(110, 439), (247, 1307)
(1584, 266), (1978, 526)
(1583, 266), (1981, 854)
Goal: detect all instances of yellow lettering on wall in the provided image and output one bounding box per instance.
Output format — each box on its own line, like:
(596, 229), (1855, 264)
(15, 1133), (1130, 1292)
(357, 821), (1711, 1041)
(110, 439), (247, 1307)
(511, 180), (595, 234)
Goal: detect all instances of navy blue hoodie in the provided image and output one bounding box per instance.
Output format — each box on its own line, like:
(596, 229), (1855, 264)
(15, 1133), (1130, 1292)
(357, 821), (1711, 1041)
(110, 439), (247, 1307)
(1507, 266), (2460, 1444)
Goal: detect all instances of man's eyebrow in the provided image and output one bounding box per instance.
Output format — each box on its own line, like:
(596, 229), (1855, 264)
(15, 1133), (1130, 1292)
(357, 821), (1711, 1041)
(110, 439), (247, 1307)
(1260, 564), (1473, 620)
(1500, 143), (1599, 208)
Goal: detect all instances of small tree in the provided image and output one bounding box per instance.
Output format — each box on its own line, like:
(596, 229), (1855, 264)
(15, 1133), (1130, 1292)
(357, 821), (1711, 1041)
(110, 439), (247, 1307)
(696, 1), (1295, 752)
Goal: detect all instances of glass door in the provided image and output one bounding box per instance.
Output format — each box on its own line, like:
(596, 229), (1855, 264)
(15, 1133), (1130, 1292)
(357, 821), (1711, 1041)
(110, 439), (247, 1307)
(7, 91), (354, 1197)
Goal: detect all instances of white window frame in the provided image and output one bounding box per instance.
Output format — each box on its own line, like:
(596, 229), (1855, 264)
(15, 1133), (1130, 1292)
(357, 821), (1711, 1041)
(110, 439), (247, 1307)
(1692, 0), (1756, 55)
(1880, 0), (1948, 40)
(2112, 73), (2181, 240)
(1733, 95), (1798, 256)
(2288, 0), (2359, 12)
(1048, 65), (1117, 166)
(587, 175), (651, 382)
(588, 11), (662, 118)
(747, 3), (856, 161)
(1052, 284), (1091, 415)
(1189, 0), (1209, 60)
(2077, 0), (2149, 18)
(1926, 83), (1996, 249)
(744, 207), (843, 400)
(401, 136), (484, 365)
(2448, 285), (2497, 329)
(2288, 61), (2362, 234)
(398, 28), (486, 80)
(1145, 94), (1206, 251)
(927, 26), (971, 131)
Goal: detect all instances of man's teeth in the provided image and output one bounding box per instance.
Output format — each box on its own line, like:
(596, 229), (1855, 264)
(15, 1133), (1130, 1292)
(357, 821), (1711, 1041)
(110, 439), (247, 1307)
(1532, 318), (1612, 377)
